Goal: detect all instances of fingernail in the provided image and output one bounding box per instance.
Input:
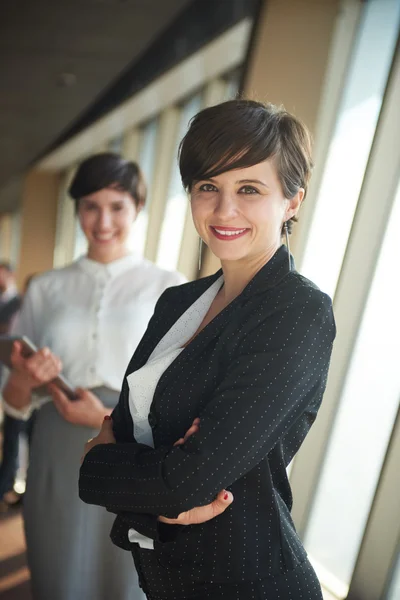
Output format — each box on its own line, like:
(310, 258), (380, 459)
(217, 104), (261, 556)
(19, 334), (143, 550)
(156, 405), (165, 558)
(104, 415), (111, 421)
(224, 492), (229, 500)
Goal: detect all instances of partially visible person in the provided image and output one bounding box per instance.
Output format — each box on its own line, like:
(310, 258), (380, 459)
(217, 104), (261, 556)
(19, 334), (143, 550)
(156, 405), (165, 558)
(1, 153), (186, 600)
(0, 262), (21, 336)
(0, 262), (24, 508)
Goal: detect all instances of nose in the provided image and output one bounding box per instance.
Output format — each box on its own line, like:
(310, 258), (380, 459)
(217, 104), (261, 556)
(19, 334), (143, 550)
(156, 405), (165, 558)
(213, 190), (239, 220)
(97, 208), (113, 229)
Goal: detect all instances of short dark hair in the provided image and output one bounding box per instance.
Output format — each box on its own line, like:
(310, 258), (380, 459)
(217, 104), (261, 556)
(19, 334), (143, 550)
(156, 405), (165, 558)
(179, 99), (313, 233)
(68, 152), (146, 209)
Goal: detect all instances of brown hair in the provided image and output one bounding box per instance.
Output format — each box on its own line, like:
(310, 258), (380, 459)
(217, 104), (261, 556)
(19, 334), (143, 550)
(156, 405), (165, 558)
(179, 99), (313, 233)
(68, 152), (146, 210)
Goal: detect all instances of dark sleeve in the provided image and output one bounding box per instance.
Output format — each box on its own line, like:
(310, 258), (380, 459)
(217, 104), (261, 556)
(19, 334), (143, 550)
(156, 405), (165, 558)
(79, 288), (335, 519)
(0, 296), (21, 328)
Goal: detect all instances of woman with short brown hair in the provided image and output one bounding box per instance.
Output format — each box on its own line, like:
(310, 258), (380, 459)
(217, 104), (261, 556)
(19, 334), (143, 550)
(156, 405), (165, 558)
(79, 101), (335, 599)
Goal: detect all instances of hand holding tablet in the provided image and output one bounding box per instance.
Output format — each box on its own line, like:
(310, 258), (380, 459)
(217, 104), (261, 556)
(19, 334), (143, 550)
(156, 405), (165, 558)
(0, 335), (78, 400)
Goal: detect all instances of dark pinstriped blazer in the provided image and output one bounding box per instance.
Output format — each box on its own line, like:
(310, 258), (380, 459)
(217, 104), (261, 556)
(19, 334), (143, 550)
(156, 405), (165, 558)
(79, 245), (336, 582)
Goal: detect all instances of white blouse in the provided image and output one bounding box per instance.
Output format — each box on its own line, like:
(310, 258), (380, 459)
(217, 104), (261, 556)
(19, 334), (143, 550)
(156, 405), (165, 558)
(126, 275), (223, 548)
(2, 254), (186, 419)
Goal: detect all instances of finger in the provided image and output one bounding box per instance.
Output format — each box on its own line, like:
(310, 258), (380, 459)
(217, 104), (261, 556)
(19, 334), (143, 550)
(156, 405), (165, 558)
(158, 515), (178, 524)
(49, 384), (70, 414)
(173, 438), (185, 447)
(37, 361), (61, 380)
(11, 341), (29, 367)
(183, 424), (199, 442)
(212, 490), (234, 514)
(11, 341), (23, 358)
(192, 417), (200, 426)
(100, 415), (113, 430)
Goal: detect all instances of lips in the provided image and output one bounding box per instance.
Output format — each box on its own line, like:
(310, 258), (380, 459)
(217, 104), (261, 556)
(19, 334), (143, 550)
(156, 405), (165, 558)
(210, 226), (250, 241)
(93, 233), (115, 242)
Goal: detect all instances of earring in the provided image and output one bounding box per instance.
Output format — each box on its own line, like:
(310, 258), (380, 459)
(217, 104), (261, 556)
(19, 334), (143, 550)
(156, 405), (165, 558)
(283, 221), (291, 271)
(198, 237), (203, 272)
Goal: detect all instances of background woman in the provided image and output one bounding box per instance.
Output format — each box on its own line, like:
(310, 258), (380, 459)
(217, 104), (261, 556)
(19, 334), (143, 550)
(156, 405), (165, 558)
(78, 101), (336, 599)
(1, 153), (185, 600)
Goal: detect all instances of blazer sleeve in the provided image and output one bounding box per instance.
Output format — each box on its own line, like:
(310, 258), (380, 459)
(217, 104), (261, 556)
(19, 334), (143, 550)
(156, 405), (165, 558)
(79, 287), (335, 519)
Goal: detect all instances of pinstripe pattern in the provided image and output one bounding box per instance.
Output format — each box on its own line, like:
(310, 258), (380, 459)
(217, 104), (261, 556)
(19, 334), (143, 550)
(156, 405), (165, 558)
(79, 245), (335, 598)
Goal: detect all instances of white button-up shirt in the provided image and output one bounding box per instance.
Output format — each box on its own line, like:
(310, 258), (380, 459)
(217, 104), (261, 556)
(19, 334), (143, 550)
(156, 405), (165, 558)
(2, 254), (186, 418)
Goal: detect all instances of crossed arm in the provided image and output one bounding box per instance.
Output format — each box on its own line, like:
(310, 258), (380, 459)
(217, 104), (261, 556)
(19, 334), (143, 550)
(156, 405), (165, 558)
(79, 292), (335, 522)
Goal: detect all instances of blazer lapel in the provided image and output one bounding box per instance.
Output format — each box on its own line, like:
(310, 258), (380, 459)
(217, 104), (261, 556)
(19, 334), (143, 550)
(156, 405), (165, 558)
(125, 270), (223, 376)
(151, 291), (242, 405)
(150, 244), (294, 408)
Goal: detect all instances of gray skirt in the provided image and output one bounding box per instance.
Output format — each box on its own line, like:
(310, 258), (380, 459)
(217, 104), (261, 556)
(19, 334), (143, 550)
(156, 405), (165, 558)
(24, 387), (144, 600)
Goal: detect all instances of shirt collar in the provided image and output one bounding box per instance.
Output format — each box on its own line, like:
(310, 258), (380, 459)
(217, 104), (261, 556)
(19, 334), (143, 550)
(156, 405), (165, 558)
(77, 253), (143, 279)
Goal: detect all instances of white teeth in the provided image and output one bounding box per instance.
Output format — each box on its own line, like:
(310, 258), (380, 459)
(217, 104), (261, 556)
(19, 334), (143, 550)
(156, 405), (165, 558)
(214, 228), (246, 236)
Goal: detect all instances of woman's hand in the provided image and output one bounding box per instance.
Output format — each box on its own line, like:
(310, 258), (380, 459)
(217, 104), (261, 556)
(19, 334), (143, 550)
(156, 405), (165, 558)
(158, 489), (233, 525)
(49, 385), (111, 429)
(10, 341), (62, 388)
(158, 418), (234, 525)
(81, 415), (116, 463)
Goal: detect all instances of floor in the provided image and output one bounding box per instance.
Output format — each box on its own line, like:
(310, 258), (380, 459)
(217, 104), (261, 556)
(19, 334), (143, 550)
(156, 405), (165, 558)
(0, 506), (32, 600)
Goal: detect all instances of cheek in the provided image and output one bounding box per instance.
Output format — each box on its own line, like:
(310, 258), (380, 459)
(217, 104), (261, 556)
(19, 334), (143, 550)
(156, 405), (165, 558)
(78, 213), (94, 234)
(190, 199), (209, 225)
(116, 208), (137, 230)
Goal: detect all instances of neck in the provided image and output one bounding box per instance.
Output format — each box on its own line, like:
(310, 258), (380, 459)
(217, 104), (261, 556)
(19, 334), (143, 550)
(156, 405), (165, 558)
(220, 242), (280, 304)
(87, 246), (130, 264)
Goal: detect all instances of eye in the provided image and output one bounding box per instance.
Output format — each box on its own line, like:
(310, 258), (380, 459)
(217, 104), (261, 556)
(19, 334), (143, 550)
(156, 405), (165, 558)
(82, 202), (98, 211)
(111, 203), (124, 212)
(198, 183), (217, 192)
(239, 185), (259, 195)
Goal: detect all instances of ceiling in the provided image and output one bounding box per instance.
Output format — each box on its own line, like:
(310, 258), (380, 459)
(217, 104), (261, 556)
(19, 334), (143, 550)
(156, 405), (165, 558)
(0, 0), (191, 211)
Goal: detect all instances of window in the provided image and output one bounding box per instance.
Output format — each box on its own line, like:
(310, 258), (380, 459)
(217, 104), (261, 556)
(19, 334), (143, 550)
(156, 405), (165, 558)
(300, 0), (400, 297)
(387, 550), (400, 600)
(128, 118), (159, 256)
(305, 178), (400, 589)
(156, 93), (203, 270)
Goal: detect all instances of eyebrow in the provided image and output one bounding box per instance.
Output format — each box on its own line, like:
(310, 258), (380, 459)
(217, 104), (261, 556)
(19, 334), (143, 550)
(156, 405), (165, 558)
(236, 179), (270, 188)
(197, 177), (270, 188)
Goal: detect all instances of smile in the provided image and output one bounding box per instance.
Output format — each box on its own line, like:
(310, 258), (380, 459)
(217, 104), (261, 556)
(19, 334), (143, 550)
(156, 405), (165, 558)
(94, 233), (116, 242)
(210, 226), (250, 241)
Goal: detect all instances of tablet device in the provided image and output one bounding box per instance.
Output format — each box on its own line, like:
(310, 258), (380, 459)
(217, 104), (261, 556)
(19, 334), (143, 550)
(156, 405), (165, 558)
(0, 335), (78, 401)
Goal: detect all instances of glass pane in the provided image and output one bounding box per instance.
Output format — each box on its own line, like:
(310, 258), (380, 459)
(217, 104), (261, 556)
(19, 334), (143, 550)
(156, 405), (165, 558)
(108, 134), (123, 154)
(156, 93), (203, 270)
(305, 179), (400, 586)
(386, 550), (400, 600)
(300, 0), (400, 297)
(224, 69), (241, 99)
(128, 118), (159, 256)
(74, 219), (87, 259)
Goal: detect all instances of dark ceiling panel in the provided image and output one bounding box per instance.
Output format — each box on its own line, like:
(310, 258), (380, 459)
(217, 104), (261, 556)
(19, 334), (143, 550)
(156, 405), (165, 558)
(0, 0), (191, 209)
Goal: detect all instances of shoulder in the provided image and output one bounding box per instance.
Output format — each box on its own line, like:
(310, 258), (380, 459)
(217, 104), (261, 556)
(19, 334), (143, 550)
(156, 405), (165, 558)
(241, 270), (335, 341)
(152, 271), (221, 315)
(160, 270), (221, 299)
(133, 258), (187, 288)
(25, 263), (79, 297)
(284, 271), (332, 311)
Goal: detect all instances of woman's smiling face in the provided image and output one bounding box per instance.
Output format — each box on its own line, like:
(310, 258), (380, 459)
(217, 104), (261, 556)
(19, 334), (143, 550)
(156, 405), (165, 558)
(78, 187), (138, 262)
(190, 159), (303, 264)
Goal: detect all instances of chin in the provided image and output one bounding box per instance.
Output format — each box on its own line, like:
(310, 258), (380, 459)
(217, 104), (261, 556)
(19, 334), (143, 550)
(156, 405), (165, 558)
(210, 249), (247, 263)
